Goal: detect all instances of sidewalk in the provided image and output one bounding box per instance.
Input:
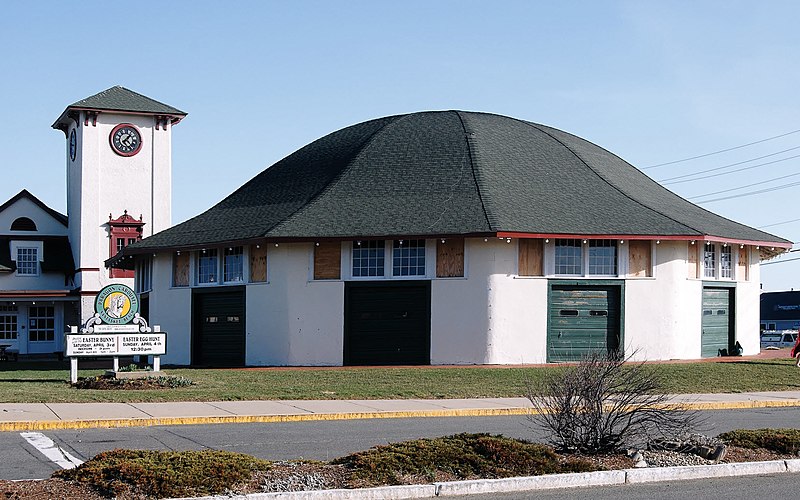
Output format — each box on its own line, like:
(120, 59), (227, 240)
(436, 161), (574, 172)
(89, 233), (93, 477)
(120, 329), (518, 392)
(2, 391), (800, 432)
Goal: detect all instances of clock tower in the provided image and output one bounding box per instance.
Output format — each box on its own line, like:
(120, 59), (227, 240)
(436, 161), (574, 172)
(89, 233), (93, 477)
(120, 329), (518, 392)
(52, 86), (186, 323)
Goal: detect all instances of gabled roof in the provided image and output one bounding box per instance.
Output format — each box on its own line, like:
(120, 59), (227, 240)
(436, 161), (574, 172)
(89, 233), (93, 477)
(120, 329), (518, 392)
(0, 190), (67, 227)
(115, 111), (791, 258)
(52, 86), (186, 130)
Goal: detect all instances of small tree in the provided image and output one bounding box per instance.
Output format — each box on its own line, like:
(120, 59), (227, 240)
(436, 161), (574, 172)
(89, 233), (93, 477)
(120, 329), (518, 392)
(526, 352), (701, 454)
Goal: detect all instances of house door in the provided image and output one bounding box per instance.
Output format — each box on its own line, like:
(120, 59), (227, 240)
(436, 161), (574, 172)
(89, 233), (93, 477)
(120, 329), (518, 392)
(344, 281), (431, 366)
(27, 305), (55, 354)
(192, 289), (246, 367)
(701, 287), (734, 357)
(548, 284), (622, 362)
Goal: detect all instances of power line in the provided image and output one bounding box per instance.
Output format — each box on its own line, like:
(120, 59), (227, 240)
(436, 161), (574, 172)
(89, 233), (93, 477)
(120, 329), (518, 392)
(657, 145), (800, 183)
(661, 154), (800, 185)
(760, 218), (800, 229)
(689, 171), (800, 200)
(643, 128), (800, 170)
(695, 180), (800, 203)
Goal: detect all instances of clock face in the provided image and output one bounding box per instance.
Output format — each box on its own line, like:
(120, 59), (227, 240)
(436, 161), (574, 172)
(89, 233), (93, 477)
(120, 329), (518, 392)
(69, 129), (77, 161)
(110, 124), (142, 156)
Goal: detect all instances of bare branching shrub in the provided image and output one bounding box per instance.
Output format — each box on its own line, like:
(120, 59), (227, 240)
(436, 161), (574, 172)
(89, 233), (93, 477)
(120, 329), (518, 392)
(526, 352), (701, 454)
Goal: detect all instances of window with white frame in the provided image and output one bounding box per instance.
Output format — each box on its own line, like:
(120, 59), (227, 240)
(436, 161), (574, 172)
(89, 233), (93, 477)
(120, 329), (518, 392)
(720, 245), (733, 279)
(703, 243), (717, 278)
(136, 257), (153, 292)
(16, 247), (38, 276)
(197, 249), (219, 284)
(588, 240), (618, 275)
(224, 247), (244, 283)
(352, 241), (385, 277)
(554, 239), (583, 275)
(393, 239), (426, 276)
(28, 306), (54, 342)
(0, 305), (17, 340)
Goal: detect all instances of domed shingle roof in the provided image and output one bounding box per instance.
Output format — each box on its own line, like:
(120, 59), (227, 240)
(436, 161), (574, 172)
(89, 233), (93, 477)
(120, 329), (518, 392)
(124, 111), (790, 252)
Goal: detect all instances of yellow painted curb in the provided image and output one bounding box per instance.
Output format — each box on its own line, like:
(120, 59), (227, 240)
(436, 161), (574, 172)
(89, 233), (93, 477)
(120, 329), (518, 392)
(0, 399), (797, 432)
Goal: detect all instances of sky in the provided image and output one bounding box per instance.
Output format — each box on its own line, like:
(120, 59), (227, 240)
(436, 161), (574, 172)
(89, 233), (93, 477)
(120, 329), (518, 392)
(1, 1), (799, 291)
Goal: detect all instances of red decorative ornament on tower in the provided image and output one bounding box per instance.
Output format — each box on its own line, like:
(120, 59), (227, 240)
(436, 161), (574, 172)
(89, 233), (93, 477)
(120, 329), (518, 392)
(108, 211), (145, 278)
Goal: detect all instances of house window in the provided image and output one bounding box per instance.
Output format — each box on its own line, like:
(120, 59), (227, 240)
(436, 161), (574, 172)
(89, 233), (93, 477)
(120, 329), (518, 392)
(352, 241), (384, 277)
(703, 244), (716, 278)
(224, 247), (244, 283)
(555, 239), (582, 275)
(136, 257), (152, 292)
(588, 240), (617, 275)
(28, 306), (54, 342)
(172, 252), (190, 287)
(0, 305), (17, 340)
(393, 239), (426, 276)
(16, 247), (38, 276)
(720, 245), (733, 279)
(116, 238), (125, 254)
(198, 249), (219, 284)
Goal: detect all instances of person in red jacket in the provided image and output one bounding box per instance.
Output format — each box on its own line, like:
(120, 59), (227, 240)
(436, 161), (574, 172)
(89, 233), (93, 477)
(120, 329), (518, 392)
(792, 335), (800, 367)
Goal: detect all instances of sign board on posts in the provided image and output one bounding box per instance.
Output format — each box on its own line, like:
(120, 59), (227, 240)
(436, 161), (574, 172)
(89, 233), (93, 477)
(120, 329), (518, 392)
(66, 284), (167, 383)
(65, 333), (166, 357)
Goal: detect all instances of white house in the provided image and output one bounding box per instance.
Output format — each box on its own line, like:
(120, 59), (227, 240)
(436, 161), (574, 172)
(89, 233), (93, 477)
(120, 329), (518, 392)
(0, 87), (185, 356)
(109, 111), (792, 367)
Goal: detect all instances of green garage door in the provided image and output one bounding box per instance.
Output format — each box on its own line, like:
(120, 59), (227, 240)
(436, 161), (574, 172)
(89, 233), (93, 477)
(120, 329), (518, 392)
(548, 284), (621, 362)
(193, 289), (246, 367)
(701, 287), (733, 357)
(344, 281), (431, 366)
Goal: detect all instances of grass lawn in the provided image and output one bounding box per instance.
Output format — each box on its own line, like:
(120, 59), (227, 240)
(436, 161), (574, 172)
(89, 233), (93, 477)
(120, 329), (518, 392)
(0, 358), (798, 403)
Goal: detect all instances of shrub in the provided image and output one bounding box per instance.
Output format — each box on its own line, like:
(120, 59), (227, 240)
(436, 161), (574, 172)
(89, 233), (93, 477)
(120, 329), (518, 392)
(718, 428), (800, 454)
(53, 449), (272, 498)
(526, 352), (701, 454)
(332, 433), (598, 486)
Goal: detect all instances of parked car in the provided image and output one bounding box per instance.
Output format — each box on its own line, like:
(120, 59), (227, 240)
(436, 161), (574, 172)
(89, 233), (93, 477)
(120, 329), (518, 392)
(760, 331), (798, 348)
(792, 336), (800, 367)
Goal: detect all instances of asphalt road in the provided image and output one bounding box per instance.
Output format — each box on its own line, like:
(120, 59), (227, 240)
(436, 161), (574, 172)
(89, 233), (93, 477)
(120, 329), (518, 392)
(1, 406), (799, 480)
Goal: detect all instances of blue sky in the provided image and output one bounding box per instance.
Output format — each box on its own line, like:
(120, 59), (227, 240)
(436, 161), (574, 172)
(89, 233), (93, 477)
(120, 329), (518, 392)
(1, 1), (798, 291)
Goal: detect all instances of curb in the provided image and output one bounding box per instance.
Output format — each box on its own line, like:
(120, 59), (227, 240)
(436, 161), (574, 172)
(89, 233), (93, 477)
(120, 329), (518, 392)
(1, 398), (799, 431)
(168, 459), (800, 500)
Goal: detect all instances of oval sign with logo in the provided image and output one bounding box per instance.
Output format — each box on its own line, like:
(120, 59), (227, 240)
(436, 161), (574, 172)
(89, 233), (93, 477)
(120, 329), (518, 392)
(95, 284), (139, 325)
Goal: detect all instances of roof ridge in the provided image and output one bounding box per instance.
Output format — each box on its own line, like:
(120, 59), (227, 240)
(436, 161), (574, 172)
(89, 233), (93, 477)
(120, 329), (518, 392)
(455, 111), (494, 231)
(264, 115), (405, 237)
(0, 189), (68, 227)
(518, 119), (703, 236)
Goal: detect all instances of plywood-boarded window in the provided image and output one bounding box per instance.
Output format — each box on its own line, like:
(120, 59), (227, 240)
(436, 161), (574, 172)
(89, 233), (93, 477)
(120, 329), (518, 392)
(436, 238), (464, 277)
(518, 239), (543, 276)
(250, 244), (267, 282)
(737, 245), (749, 281)
(628, 240), (652, 278)
(687, 243), (700, 279)
(314, 241), (341, 280)
(172, 252), (190, 287)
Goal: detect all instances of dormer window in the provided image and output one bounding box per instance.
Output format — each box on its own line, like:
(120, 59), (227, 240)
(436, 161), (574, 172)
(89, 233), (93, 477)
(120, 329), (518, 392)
(108, 211), (145, 278)
(10, 217), (36, 231)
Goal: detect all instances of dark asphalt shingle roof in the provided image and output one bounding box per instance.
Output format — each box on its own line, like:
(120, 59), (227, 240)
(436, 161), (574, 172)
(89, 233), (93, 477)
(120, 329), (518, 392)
(66, 86), (186, 115)
(125, 111), (790, 253)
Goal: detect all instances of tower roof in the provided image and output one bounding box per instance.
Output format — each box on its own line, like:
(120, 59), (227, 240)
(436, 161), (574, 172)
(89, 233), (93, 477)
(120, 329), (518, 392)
(52, 86), (186, 131)
(116, 111), (791, 256)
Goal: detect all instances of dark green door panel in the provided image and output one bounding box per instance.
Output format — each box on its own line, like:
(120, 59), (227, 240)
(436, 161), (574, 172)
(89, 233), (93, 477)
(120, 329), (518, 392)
(344, 281), (431, 366)
(193, 289), (246, 367)
(702, 287), (733, 358)
(548, 285), (621, 362)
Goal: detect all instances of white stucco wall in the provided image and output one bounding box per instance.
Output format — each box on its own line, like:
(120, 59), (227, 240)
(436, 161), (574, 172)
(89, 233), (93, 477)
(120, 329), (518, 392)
(246, 243), (344, 366)
(146, 253), (192, 366)
(736, 246), (761, 355)
(431, 238), (548, 364)
(624, 241), (702, 361)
